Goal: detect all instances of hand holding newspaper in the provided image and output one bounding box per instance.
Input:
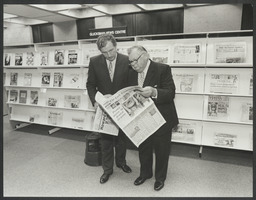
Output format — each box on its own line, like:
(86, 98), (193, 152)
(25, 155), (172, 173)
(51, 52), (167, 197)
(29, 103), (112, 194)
(95, 86), (166, 147)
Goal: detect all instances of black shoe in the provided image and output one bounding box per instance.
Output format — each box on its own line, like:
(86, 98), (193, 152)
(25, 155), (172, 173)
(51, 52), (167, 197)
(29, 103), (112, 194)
(117, 164), (132, 173)
(154, 181), (164, 191)
(100, 173), (112, 184)
(134, 176), (151, 186)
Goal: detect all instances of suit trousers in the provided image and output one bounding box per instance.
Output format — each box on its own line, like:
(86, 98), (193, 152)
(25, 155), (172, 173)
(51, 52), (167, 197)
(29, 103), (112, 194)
(138, 131), (172, 182)
(100, 130), (127, 174)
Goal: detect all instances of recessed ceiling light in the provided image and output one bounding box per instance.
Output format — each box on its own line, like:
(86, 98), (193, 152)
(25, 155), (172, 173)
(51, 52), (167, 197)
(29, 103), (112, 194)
(29, 4), (82, 11)
(136, 4), (183, 10)
(93, 4), (141, 15)
(58, 8), (106, 18)
(4, 17), (48, 25)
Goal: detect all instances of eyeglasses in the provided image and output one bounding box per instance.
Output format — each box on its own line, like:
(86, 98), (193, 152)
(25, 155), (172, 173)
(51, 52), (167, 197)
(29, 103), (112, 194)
(129, 53), (145, 65)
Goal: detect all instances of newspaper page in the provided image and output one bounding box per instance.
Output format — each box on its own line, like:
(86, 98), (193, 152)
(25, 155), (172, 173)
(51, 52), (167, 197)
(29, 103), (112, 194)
(209, 74), (239, 94)
(214, 132), (237, 148)
(207, 95), (230, 120)
(214, 42), (246, 63)
(172, 121), (197, 142)
(93, 106), (119, 136)
(173, 73), (198, 92)
(173, 43), (201, 63)
(95, 86), (166, 147)
(146, 46), (170, 64)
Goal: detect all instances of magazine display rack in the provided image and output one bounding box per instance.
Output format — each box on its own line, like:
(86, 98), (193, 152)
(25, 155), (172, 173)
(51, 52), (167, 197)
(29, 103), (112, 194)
(4, 31), (252, 152)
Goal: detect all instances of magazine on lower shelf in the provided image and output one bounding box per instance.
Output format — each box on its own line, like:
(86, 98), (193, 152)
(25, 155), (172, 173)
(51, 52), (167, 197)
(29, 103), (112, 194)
(68, 49), (78, 65)
(4, 53), (11, 66)
(41, 72), (51, 86)
(207, 95), (230, 120)
(47, 97), (58, 107)
(10, 72), (18, 86)
(53, 72), (63, 87)
(40, 51), (48, 66)
(71, 117), (84, 129)
(64, 95), (81, 108)
(54, 49), (65, 65)
(173, 73), (198, 92)
(30, 91), (38, 105)
(24, 73), (32, 86)
(47, 111), (63, 125)
(172, 121), (196, 142)
(214, 132), (237, 148)
(9, 90), (18, 103)
(19, 90), (27, 104)
(241, 102), (253, 122)
(15, 53), (23, 66)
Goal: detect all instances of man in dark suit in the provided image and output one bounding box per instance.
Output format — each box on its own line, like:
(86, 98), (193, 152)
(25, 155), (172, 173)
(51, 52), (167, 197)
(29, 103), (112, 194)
(127, 45), (179, 191)
(86, 34), (132, 184)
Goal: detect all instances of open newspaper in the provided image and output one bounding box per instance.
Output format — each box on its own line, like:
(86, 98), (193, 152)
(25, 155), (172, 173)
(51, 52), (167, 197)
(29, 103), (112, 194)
(95, 86), (166, 147)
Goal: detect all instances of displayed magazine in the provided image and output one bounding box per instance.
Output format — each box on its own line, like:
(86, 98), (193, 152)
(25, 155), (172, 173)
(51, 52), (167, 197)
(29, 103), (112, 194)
(69, 73), (80, 88)
(47, 111), (63, 125)
(214, 42), (246, 63)
(172, 121), (196, 142)
(30, 91), (38, 105)
(146, 46), (170, 64)
(41, 72), (51, 86)
(214, 132), (237, 147)
(71, 117), (84, 129)
(249, 74), (253, 95)
(23, 73), (32, 86)
(29, 114), (40, 123)
(68, 49), (78, 64)
(54, 49), (65, 65)
(207, 95), (230, 119)
(26, 52), (34, 66)
(10, 72), (18, 86)
(173, 44), (201, 63)
(47, 97), (58, 107)
(19, 90), (27, 104)
(3, 73), (6, 85)
(241, 102), (253, 122)
(209, 73), (239, 94)
(40, 51), (48, 66)
(173, 73), (198, 92)
(4, 53), (11, 66)
(9, 90), (18, 103)
(53, 72), (63, 87)
(15, 53), (23, 66)
(64, 95), (81, 108)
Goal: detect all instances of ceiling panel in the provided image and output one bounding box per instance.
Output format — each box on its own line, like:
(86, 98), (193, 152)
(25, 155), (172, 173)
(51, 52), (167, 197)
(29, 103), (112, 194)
(93, 4), (142, 15)
(36, 13), (76, 22)
(29, 4), (82, 11)
(59, 7), (106, 18)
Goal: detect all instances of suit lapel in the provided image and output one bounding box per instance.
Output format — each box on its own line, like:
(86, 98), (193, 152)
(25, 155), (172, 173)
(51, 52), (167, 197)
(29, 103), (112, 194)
(100, 55), (112, 83)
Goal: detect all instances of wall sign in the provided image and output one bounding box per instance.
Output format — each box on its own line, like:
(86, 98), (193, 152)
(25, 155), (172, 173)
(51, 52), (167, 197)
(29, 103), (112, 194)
(88, 26), (127, 38)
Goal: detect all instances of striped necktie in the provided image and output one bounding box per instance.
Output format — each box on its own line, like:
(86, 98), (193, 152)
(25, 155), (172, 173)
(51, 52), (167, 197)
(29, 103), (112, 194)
(138, 72), (144, 87)
(108, 61), (113, 81)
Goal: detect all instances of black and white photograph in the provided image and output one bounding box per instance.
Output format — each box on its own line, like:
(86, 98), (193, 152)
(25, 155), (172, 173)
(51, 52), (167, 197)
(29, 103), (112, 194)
(3, 2), (254, 199)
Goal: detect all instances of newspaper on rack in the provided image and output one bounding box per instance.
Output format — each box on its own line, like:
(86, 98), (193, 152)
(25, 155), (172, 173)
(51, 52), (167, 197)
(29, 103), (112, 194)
(95, 86), (166, 147)
(92, 106), (119, 136)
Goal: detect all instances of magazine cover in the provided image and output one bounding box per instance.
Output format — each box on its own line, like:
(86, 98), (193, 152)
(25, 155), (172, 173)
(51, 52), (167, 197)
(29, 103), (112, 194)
(54, 49), (65, 65)
(68, 49), (78, 64)
(15, 53), (23, 66)
(64, 95), (81, 108)
(26, 52), (34, 66)
(41, 72), (51, 86)
(241, 102), (253, 122)
(47, 111), (63, 125)
(53, 72), (63, 87)
(40, 51), (48, 66)
(47, 97), (58, 107)
(207, 95), (230, 119)
(71, 118), (84, 129)
(10, 72), (18, 86)
(9, 90), (18, 102)
(24, 73), (32, 86)
(173, 73), (198, 92)
(4, 53), (11, 66)
(3, 73), (6, 85)
(249, 74), (253, 95)
(30, 91), (38, 105)
(19, 90), (27, 104)
(69, 73), (80, 88)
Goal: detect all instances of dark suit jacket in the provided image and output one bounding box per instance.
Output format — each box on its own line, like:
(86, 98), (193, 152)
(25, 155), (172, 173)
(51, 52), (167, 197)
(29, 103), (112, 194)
(128, 60), (179, 136)
(86, 53), (130, 106)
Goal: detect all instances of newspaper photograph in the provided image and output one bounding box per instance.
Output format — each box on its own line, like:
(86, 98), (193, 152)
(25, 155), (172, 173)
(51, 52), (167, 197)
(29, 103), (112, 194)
(92, 106), (119, 136)
(173, 43), (201, 63)
(95, 86), (166, 147)
(214, 42), (246, 63)
(209, 73), (239, 94)
(214, 132), (237, 148)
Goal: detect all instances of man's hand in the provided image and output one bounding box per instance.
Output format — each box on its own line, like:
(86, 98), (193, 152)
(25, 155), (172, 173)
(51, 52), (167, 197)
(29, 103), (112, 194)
(138, 86), (157, 98)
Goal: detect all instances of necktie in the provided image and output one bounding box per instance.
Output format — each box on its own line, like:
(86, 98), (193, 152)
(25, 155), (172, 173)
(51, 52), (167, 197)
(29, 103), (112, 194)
(108, 61), (113, 81)
(138, 72), (144, 87)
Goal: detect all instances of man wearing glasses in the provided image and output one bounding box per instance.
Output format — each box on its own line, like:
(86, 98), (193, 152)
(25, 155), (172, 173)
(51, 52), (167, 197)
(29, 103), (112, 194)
(86, 34), (132, 184)
(127, 45), (179, 191)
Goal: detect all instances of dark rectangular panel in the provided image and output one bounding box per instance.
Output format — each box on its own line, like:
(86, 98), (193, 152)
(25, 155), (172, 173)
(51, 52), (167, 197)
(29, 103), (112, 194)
(112, 13), (136, 36)
(31, 25), (41, 43)
(76, 18), (95, 39)
(241, 4), (253, 30)
(136, 8), (184, 35)
(40, 23), (54, 43)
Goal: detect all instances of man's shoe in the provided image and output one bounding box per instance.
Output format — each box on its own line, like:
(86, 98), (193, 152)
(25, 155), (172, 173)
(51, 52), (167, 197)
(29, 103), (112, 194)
(117, 164), (132, 173)
(154, 181), (164, 191)
(100, 173), (112, 184)
(134, 176), (150, 186)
